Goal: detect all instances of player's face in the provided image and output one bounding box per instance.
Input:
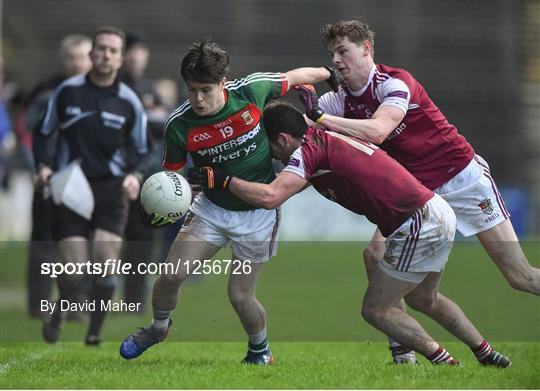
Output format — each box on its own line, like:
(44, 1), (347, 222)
(186, 79), (226, 116)
(63, 43), (92, 77)
(124, 45), (149, 78)
(327, 37), (371, 88)
(269, 134), (293, 163)
(90, 33), (124, 77)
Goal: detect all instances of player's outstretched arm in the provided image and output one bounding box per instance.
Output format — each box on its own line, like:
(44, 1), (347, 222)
(318, 105), (405, 144)
(284, 67), (332, 90)
(229, 172), (308, 209)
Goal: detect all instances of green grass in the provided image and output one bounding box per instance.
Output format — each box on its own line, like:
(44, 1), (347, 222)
(1, 241), (540, 388)
(1, 342), (539, 389)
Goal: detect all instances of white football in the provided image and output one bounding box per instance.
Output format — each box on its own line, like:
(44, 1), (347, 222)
(140, 171), (192, 222)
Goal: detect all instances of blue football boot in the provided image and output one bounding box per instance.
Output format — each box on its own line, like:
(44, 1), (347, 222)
(241, 347), (274, 365)
(119, 319), (172, 359)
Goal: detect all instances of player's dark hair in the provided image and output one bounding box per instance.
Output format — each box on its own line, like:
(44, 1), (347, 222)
(92, 26), (126, 53)
(181, 40), (230, 84)
(263, 101), (308, 141)
(321, 19), (375, 56)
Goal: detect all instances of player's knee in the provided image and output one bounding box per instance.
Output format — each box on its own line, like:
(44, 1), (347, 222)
(361, 301), (382, 324)
(228, 288), (252, 311)
(363, 244), (383, 263)
(363, 244), (384, 273)
(505, 271), (535, 292)
(405, 292), (436, 313)
(159, 272), (184, 289)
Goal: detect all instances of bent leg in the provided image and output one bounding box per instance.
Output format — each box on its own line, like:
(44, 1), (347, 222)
(86, 229), (123, 341)
(405, 271), (484, 347)
(152, 231), (221, 312)
(364, 229), (412, 360)
(228, 261), (266, 336)
(362, 266), (440, 358)
(43, 236), (88, 343)
(363, 229), (386, 275)
(57, 236), (89, 301)
(364, 229), (407, 313)
(119, 231), (221, 359)
(477, 220), (540, 295)
(406, 271), (512, 367)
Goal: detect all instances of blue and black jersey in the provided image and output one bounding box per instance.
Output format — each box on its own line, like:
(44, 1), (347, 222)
(34, 74), (150, 181)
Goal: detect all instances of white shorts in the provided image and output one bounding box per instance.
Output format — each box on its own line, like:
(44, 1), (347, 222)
(380, 194), (456, 284)
(434, 154), (510, 237)
(180, 193), (280, 262)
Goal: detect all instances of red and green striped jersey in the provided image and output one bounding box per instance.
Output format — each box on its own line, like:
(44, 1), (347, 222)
(163, 72), (288, 210)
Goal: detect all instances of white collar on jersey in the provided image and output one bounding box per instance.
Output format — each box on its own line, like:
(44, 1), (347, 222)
(348, 64), (376, 97)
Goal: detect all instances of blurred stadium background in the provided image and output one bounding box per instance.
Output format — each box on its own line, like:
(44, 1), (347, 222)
(1, 0), (539, 240)
(1, 4), (539, 389)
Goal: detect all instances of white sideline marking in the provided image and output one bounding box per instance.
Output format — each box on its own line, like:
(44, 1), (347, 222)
(0, 353), (43, 375)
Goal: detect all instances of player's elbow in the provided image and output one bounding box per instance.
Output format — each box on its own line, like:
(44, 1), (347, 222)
(370, 126), (391, 144)
(259, 189), (282, 209)
(259, 197), (281, 210)
(365, 117), (396, 144)
(371, 133), (386, 145)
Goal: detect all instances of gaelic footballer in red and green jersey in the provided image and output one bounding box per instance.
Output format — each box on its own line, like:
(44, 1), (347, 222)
(163, 72), (288, 211)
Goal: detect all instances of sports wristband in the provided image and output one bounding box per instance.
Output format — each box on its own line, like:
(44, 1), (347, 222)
(223, 176), (232, 189)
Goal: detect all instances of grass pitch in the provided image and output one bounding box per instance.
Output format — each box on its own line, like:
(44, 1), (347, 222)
(1, 341), (539, 389)
(1, 241), (539, 388)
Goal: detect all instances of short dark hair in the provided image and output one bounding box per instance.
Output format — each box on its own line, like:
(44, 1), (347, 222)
(181, 40), (230, 84)
(263, 101), (308, 141)
(92, 26), (126, 53)
(321, 20), (375, 56)
(125, 32), (147, 50)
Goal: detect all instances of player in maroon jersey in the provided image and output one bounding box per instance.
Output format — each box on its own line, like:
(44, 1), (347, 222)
(295, 19), (538, 364)
(189, 101), (511, 368)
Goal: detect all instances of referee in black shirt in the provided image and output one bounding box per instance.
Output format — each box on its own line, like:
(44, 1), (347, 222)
(34, 26), (151, 345)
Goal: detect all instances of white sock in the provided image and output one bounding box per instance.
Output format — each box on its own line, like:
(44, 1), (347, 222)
(388, 337), (402, 349)
(248, 327), (267, 346)
(152, 317), (170, 331)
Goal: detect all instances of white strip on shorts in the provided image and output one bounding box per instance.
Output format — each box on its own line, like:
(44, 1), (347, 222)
(379, 194), (456, 284)
(179, 193), (280, 263)
(434, 154), (510, 237)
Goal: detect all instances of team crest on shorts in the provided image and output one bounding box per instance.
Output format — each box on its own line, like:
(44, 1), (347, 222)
(385, 240), (398, 258)
(478, 198), (494, 215)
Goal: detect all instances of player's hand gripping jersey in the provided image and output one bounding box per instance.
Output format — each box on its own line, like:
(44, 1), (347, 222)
(283, 127), (434, 237)
(163, 73), (288, 211)
(318, 64), (475, 190)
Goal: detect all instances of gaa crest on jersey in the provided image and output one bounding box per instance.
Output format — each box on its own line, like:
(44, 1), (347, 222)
(193, 132), (212, 142)
(241, 110), (254, 125)
(478, 198), (494, 215)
